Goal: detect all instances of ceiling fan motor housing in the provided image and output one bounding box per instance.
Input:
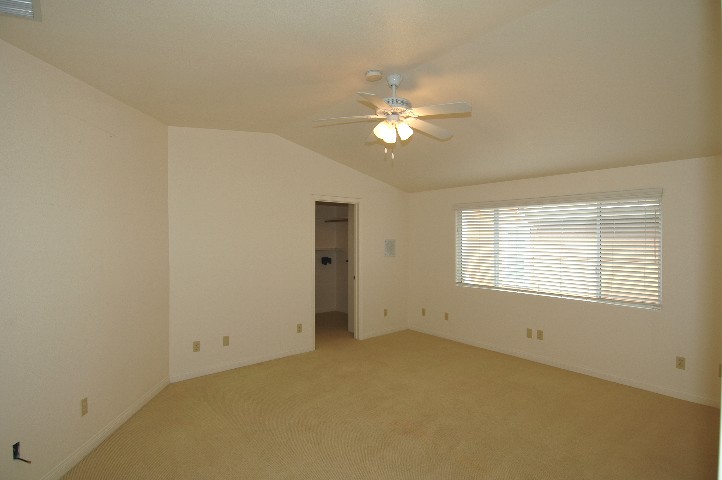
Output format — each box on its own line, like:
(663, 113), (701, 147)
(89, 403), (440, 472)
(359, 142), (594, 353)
(379, 97), (412, 117)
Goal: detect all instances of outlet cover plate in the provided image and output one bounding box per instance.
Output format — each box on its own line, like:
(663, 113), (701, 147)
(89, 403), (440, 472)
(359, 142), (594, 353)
(676, 356), (686, 370)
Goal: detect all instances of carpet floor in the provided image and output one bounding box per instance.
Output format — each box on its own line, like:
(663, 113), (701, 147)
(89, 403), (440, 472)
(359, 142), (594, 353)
(63, 312), (719, 479)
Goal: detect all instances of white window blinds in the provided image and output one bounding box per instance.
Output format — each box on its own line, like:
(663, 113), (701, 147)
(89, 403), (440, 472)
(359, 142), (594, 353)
(455, 189), (662, 309)
(0, 0), (34, 18)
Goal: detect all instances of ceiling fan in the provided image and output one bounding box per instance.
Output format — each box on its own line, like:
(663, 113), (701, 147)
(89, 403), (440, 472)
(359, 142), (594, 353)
(314, 73), (472, 144)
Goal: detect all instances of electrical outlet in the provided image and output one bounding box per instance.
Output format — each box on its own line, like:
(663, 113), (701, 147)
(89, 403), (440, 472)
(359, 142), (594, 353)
(384, 309), (388, 317)
(526, 328), (533, 339)
(421, 308), (426, 316)
(192, 341), (200, 352)
(223, 335), (229, 347)
(297, 323), (303, 333)
(536, 330), (544, 341)
(81, 397), (88, 416)
(676, 356), (686, 370)
(444, 312), (449, 321)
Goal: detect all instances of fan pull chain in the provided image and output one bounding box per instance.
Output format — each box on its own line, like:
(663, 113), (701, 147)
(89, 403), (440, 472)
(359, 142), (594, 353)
(383, 146), (396, 165)
(382, 146), (396, 166)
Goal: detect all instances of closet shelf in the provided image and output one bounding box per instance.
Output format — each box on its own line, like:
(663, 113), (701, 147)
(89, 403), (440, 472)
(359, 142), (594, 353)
(315, 247), (344, 252)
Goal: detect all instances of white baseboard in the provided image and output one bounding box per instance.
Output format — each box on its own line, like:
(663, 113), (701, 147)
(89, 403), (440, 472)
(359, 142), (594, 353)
(169, 346), (314, 383)
(41, 376), (169, 480)
(360, 325), (408, 341)
(169, 327), (412, 382)
(410, 326), (719, 408)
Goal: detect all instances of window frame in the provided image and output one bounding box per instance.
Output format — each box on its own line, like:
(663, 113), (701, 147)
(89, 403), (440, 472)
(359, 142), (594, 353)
(455, 189), (663, 309)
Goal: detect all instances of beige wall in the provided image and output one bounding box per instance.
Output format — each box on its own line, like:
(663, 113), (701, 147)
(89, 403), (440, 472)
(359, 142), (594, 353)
(408, 157), (722, 406)
(0, 39), (169, 480)
(168, 127), (408, 381)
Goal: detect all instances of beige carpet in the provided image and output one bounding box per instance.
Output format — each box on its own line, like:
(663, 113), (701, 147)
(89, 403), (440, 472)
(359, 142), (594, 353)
(64, 312), (718, 479)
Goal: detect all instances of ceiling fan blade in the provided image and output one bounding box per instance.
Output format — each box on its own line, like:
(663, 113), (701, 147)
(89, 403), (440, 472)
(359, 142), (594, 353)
(357, 92), (388, 110)
(406, 118), (454, 140)
(365, 131), (379, 144)
(411, 102), (472, 117)
(313, 114), (384, 125)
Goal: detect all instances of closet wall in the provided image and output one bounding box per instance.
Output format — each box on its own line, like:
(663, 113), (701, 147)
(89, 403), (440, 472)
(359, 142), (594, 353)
(315, 204), (349, 314)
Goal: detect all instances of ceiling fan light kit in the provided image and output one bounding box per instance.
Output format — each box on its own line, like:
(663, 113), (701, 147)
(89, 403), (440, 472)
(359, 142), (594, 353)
(372, 112), (413, 144)
(396, 121), (413, 141)
(314, 73), (471, 146)
(373, 120), (398, 144)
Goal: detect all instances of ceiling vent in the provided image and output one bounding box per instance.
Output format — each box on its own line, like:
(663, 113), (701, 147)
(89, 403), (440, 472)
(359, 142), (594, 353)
(0, 0), (35, 19)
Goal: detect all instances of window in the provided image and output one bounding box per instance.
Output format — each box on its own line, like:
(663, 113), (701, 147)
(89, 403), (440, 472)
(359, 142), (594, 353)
(0, 0), (35, 18)
(456, 189), (662, 308)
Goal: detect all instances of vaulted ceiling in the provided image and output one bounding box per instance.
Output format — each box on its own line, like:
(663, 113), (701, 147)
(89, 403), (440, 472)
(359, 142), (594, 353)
(1, 0), (719, 192)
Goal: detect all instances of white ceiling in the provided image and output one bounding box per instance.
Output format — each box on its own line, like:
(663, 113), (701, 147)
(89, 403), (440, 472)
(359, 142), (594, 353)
(1, 0), (719, 192)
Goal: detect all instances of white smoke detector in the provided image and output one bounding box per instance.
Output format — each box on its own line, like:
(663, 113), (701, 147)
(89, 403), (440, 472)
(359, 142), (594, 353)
(365, 70), (383, 82)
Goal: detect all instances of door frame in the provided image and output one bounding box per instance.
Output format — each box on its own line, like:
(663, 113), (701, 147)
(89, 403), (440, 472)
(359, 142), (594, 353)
(311, 195), (361, 347)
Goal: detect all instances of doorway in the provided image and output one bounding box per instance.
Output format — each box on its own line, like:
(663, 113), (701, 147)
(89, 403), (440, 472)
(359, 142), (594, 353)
(313, 199), (358, 346)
